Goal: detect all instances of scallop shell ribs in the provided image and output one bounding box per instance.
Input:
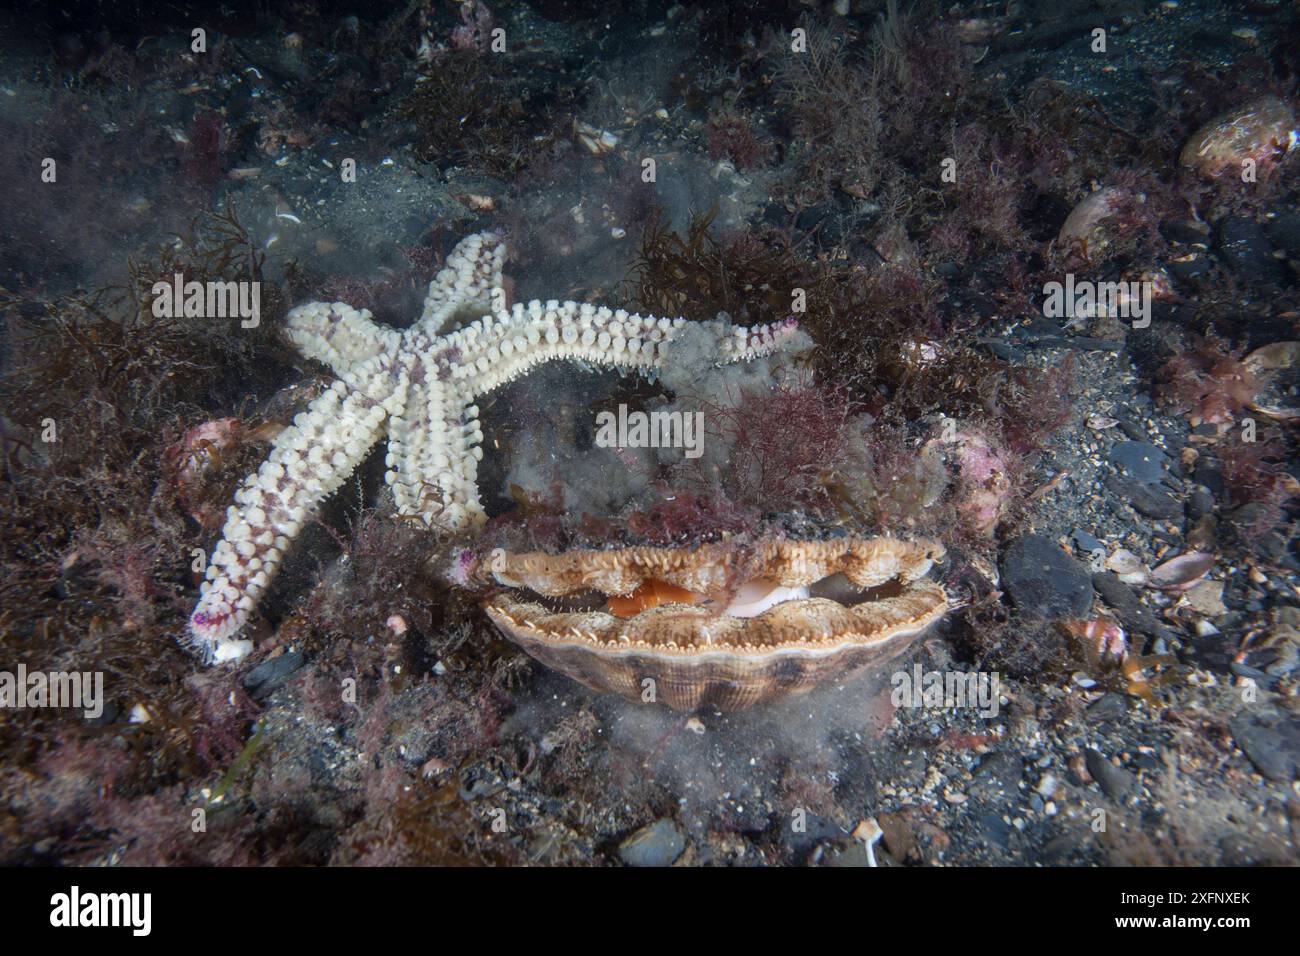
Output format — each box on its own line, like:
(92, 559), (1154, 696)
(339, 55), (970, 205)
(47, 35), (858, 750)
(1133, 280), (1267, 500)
(481, 537), (948, 711)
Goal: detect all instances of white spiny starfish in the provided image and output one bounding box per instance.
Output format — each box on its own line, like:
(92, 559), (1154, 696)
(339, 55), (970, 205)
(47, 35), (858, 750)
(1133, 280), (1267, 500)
(189, 231), (799, 662)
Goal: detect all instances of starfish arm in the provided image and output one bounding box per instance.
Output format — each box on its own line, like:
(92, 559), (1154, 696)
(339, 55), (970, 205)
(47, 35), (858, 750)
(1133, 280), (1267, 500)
(418, 231), (507, 333)
(431, 396), (487, 529)
(384, 379), (436, 521)
(188, 356), (409, 661)
(444, 301), (800, 394)
(423, 304), (798, 525)
(706, 315), (802, 363)
(385, 360), (487, 531)
(285, 301), (402, 377)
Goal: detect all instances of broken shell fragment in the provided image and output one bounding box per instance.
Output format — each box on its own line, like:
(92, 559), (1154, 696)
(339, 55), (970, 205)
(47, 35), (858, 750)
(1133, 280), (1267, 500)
(1105, 548), (1148, 586)
(1061, 617), (1127, 665)
(480, 537), (948, 711)
(1242, 341), (1300, 422)
(574, 121), (620, 155)
(1177, 578), (1227, 618)
(1149, 551), (1214, 590)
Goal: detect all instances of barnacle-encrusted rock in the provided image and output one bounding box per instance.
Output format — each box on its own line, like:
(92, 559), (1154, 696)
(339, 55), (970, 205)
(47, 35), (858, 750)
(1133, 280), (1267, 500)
(478, 536), (948, 711)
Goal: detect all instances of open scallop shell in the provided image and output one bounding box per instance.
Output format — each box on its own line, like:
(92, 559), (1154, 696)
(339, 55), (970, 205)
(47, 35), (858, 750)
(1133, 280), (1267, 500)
(479, 536), (948, 711)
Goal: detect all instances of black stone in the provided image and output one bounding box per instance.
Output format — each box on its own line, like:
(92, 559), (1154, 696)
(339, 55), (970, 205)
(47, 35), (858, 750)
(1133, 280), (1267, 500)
(1071, 528), (1103, 555)
(1091, 571), (1169, 639)
(1264, 212), (1300, 256)
(1166, 251), (1213, 284)
(1110, 440), (1168, 484)
(970, 750), (1024, 802)
(784, 813), (846, 861)
(972, 810), (1013, 849)
(1229, 713), (1300, 782)
(1160, 218), (1211, 244)
(1194, 457), (1224, 496)
(1106, 476), (1182, 521)
(1086, 693), (1128, 723)
(242, 650), (306, 699)
(1085, 748), (1135, 800)
(1000, 534), (1094, 620)
(796, 202), (835, 233)
(1217, 216), (1286, 286)
(1187, 487), (1216, 520)
(1132, 751), (1160, 771)
(1115, 417), (1148, 442)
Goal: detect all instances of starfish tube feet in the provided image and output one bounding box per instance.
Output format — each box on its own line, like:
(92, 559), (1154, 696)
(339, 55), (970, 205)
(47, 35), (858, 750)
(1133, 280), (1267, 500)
(285, 301), (402, 376)
(187, 362), (401, 661)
